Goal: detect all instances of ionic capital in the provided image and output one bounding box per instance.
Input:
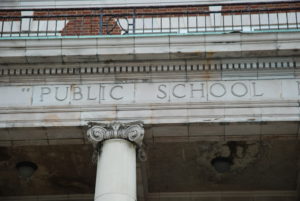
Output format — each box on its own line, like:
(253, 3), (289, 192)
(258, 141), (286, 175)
(87, 121), (144, 147)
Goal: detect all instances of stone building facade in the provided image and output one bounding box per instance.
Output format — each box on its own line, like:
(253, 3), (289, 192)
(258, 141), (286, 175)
(0, 0), (299, 201)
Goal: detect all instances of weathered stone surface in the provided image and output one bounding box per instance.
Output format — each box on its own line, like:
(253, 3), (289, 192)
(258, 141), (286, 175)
(0, 140), (298, 200)
(0, 79), (300, 127)
(1, 32), (300, 64)
(1, 79), (300, 107)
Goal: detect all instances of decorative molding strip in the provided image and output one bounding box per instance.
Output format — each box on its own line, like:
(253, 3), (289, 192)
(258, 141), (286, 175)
(0, 59), (296, 77)
(0, 194), (93, 201)
(148, 190), (297, 199)
(0, 191), (296, 201)
(0, 101), (299, 129)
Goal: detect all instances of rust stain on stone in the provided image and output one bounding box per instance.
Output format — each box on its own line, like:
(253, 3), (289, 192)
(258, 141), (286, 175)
(206, 52), (215, 58)
(44, 114), (60, 122)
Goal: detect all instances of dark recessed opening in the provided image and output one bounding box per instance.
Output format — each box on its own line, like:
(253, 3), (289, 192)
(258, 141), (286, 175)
(16, 161), (38, 179)
(211, 157), (232, 173)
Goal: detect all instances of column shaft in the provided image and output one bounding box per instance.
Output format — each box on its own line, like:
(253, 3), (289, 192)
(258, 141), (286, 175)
(95, 139), (137, 201)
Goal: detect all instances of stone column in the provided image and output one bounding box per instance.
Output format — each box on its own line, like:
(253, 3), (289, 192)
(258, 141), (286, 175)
(87, 122), (145, 201)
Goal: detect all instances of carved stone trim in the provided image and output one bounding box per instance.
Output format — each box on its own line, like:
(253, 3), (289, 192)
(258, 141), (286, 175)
(87, 121), (144, 147)
(0, 59), (296, 77)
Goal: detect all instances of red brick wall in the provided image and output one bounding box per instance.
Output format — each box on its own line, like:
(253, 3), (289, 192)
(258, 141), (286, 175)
(0, 3), (299, 36)
(34, 10), (101, 35)
(222, 2), (300, 15)
(33, 6), (210, 35)
(0, 11), (21, 21)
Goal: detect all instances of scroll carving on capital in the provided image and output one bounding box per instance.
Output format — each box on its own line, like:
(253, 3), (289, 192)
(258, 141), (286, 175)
(87, 121), (145, 147)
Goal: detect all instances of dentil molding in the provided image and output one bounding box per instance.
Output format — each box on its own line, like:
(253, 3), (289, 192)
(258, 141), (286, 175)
(0, 58), (297, 77)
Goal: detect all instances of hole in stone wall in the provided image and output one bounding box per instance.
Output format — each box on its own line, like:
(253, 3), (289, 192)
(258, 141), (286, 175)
(16, 161), (38, 179)
(211, 156), (233, 173)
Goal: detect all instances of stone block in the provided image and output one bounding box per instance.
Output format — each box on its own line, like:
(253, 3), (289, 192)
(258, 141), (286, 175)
(189, 123), (224, 136)
(46, 126), (83, 139)
(261, 122), (298, 135)
(225, 123), (260, 136)
(152, 125), (188, 137)
(9, 127), (47, 141)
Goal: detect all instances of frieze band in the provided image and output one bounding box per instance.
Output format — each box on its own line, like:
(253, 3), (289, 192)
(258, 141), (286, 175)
(2, 79), (300, 108)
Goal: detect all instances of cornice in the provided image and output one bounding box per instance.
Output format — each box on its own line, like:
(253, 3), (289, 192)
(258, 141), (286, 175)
(1, 32), (300, 65)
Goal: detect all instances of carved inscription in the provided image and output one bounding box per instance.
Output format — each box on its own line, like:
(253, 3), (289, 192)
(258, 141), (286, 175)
(155, 81), (263, 99)
(38, 84), (130, 103)
(32, 80), (298, 105)
(0, 79), (299, 107)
